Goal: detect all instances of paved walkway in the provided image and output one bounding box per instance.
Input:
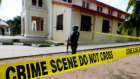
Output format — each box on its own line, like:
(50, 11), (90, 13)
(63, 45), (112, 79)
(0, 36), (47, 42)
(0, 41), (140, 59)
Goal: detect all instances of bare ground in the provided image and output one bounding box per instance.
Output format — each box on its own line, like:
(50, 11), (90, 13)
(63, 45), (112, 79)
(1, 45), (140, 79)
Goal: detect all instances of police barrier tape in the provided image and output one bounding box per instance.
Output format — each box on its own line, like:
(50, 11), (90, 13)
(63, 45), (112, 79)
(0, 46), (140, 79)
(92, 31), (140, 39)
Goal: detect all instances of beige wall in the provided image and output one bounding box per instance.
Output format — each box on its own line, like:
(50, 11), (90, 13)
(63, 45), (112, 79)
(28, 9), (48, 36)
(21, 0), (139, 44)
(111, 19), (122, 42)
(52, 4), (71, 43)
(23, 18), (25, 36)
(72, 10), (95, 44)
(21, 9), (26, 36)
(71, 9), (137, 45)
(32, 17), (44, 31)
(100, 17), (113, 41)
(79, 11), (95, 40)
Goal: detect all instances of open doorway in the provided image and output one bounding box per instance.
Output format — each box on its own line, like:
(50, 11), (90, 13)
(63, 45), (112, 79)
(102, 19), (110, 33)
(22, 18), (25, 36)
(31, 16), (44, 31)
(80, 15), (92, 31)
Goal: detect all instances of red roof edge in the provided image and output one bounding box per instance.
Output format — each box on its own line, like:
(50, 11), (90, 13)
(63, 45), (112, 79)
(73, 5), (125, 21)
(52, 1), (125, 21)
(89, 0), (130, 16)
(52, 1), (73, 7)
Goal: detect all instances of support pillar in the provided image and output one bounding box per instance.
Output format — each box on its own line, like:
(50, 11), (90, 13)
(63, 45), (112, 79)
(9, 28), (10, 35)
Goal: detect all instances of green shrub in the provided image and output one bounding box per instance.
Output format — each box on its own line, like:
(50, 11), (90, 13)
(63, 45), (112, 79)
(12, 39), (20, 42)
(10, 34), (14, 36)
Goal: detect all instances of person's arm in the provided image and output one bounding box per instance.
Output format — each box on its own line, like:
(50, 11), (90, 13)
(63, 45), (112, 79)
(70, 38), (78, 46)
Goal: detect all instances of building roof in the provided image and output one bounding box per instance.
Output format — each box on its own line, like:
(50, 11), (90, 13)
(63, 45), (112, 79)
(88, 0), (130, 16)
(52, 1), (130, 21)
(0, 18), (9, 28)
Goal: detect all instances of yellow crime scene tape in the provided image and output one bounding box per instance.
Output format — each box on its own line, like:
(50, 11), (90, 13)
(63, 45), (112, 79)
(92, 31), (140, 39)
(0, 46), (140, 79)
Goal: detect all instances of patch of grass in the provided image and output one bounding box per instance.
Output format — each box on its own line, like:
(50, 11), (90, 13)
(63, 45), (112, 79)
(0, 42), (21, 43)
(1, 42), (13, 43)
(0, 42), (58, 46)
(12, 39), (20, 42)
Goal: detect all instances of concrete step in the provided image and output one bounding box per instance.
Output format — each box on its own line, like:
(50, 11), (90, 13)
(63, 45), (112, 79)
(0, 36), (47, 42)
(45, 40), (64, 45)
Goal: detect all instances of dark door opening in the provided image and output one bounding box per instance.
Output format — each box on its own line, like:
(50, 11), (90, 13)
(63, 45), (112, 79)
(102, 19), (110, 33)
(81, 15), (92, 31)
(117, 23), (122, 34)
(41, 20), (44, 31)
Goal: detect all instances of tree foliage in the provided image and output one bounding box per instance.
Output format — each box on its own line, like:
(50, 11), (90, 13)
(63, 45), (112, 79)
(5, 16), (21, 36)
(0, 0), (1, 7)
(117, 0), (140, 36)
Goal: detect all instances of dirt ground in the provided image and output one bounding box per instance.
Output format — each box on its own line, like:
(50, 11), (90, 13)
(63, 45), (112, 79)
(1, 45), (140, 79)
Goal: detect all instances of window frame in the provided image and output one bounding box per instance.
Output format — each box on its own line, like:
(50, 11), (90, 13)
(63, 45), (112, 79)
(40, 20), (44, 31)
(63, 0), (72, 3)
(32, 0), (37, 6)
(125, 16), (128, 19)
(111, 11), (113, 15)
(30, 15), (45, 32)
(56, 14), (64, 31)
(80, 13), (93, 32)
(82, 1), (90, 8)
(86, 2), (90, 8)
(31, 0), (43, 7)
(97, 6), (100, 11)
(108, 10), (110, 14)
(118, 13), (121, 18)
(108, 10), (113, 15)
(97, 6), (103, 12)
(68, 0), (72, 3)
(82, 1), (86, 7)
(63, 0), (67, 2)
(38, 0), (43, 7)
(117, 23), (122, 34)
(32, 20), (37, 31)
(101, 19), (111, 33)
(100, 7), (102, 12)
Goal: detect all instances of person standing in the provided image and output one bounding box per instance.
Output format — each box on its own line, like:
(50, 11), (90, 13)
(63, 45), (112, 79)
(70, 25), (80, 54)
(1, 27), (5, 36)
(0, 27), (1, 35)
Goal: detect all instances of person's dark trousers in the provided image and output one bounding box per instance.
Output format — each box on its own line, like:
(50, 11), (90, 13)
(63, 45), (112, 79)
(71, 44), (78, 54)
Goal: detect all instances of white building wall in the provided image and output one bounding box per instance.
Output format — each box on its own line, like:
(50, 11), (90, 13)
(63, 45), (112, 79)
(46, 0), (53, 39)
(53, 0), (62, 2)
(25, 0), (48, 11)
(22, 0), (25, 11)
(113, 11), (117, 17)
(21, 0), (129, 38)
(103, 7), (108, 14)
(53, 0), (75, 4)
(74, 0), (82, 6)
(122, 14), (125, 19)
(52, 0), (128, 20)
(21, 8), (26, 36)
(91, 2), (97, 11)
